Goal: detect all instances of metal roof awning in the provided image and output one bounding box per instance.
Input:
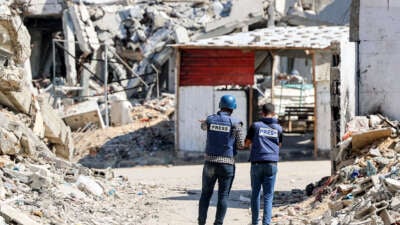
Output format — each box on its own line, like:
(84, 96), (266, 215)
(173, 26), (349, 50)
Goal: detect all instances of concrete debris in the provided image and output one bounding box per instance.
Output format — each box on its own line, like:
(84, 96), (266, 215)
(77, 95), (175, 168)
(0, 145), (160, 224)
(62, 100), (105, 131)
(0, 7), (31, 65)
(69, 2), (100, 55)
(110, 99), (133, 126)
(274, 115), (400, 225)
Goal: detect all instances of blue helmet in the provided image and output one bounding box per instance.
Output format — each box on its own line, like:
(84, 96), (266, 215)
(290, 69), (300, 76)
(219, 95), (237, 110)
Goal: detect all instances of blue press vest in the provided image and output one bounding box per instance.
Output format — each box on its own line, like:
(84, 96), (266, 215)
(250, 118), (282, 162)
(205, 111), (240, 157)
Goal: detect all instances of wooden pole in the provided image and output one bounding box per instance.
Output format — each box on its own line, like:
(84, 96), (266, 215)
(312, 52), (318, 159)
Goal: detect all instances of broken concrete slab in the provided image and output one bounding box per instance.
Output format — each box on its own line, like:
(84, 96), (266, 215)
(352, 128), (392, 150)
(0, 204), (41, 225)
(17, 0), (63, 17)
(0, 84), (33, 114)
(69, 3), (99, 55)
(204, 0), (264, 33)
(93, 6), (127, 39)
(0, 8), (31, 65)
(62, 100), (105, 131)
(38, 96), (75, 160)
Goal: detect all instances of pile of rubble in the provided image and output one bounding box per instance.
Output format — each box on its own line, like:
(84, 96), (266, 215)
(72, 93), (175, 168)
(0, 108), (162, 225)
(273, 114), (400, 225)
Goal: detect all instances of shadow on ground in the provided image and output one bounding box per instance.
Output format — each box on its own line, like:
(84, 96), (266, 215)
(78, 126), (327, 168)
(162, 189), (308, 209)
(78, 120), (175, 169)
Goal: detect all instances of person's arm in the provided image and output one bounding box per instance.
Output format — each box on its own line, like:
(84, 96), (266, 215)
(200, 119), (207, 131)
(233, 122), (245, 150)
(244, 139), (252, 149)
(244, 124), (255, 150)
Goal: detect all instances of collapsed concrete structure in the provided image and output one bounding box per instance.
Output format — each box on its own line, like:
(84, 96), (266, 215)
(0, 4), (74, 161)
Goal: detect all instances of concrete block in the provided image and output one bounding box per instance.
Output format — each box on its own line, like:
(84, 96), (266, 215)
(173, 25), (190, 43)
(0, 128), (20, 155)
(0, 204), (41, 225)
(110, 100), (133, 126)
(54, 128), (74, 161)
(29, 173), (51, 191)
(62, 100), (105, 130)
(76, 175), (103, 196)
(129, 5), (144, 20)
(0, 83), (33, 114)
(32, 110), (45, 139)
(38, 96), (75, 160)
(56, 183), (88, 200)
(38, 98), (62, 141)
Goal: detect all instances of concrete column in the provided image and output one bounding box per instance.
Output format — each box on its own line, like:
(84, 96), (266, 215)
(62, 9), (77, 86)
(168, 50), (177, 93)
(313, 51), (332, 155)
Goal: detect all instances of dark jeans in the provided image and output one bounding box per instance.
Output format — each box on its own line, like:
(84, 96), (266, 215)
(250, 162), (278, 225)
(198, 162), (235, 225)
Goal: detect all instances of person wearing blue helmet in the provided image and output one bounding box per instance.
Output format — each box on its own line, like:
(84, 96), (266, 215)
(198, 94), (245, 225)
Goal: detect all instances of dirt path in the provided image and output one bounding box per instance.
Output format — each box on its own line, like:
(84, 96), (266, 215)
(115, 160), (330, 225)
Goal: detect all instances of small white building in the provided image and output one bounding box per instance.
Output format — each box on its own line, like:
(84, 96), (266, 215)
(173, 26), (357, 158)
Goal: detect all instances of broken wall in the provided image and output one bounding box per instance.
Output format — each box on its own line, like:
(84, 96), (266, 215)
(354, 0), (400, 120)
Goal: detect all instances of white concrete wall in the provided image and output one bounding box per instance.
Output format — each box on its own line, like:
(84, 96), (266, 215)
(340, 41), (357, 137)
(314, 51), (332, 152)
(358, 0), (400, 119)
(177, 87), (247, 152)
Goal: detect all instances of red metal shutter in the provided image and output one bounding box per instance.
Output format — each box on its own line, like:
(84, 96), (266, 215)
(179, 49), (254, 86)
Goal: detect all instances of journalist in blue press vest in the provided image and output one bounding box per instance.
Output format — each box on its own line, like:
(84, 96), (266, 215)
(198, 94), (245, 225)
(245, 103), (283, 225)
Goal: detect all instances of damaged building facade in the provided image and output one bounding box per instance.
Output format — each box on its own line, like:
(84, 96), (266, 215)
(351, 0), (400, 120)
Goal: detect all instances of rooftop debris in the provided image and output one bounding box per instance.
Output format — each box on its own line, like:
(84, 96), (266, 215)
(273, 115), (400, 225)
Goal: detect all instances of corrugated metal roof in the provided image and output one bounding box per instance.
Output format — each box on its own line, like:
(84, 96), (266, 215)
(174, 26), (349, 50)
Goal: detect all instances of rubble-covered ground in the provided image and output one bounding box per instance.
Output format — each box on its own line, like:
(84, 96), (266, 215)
(268, 115), (400, 225)
(74, 94), (177, 168)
